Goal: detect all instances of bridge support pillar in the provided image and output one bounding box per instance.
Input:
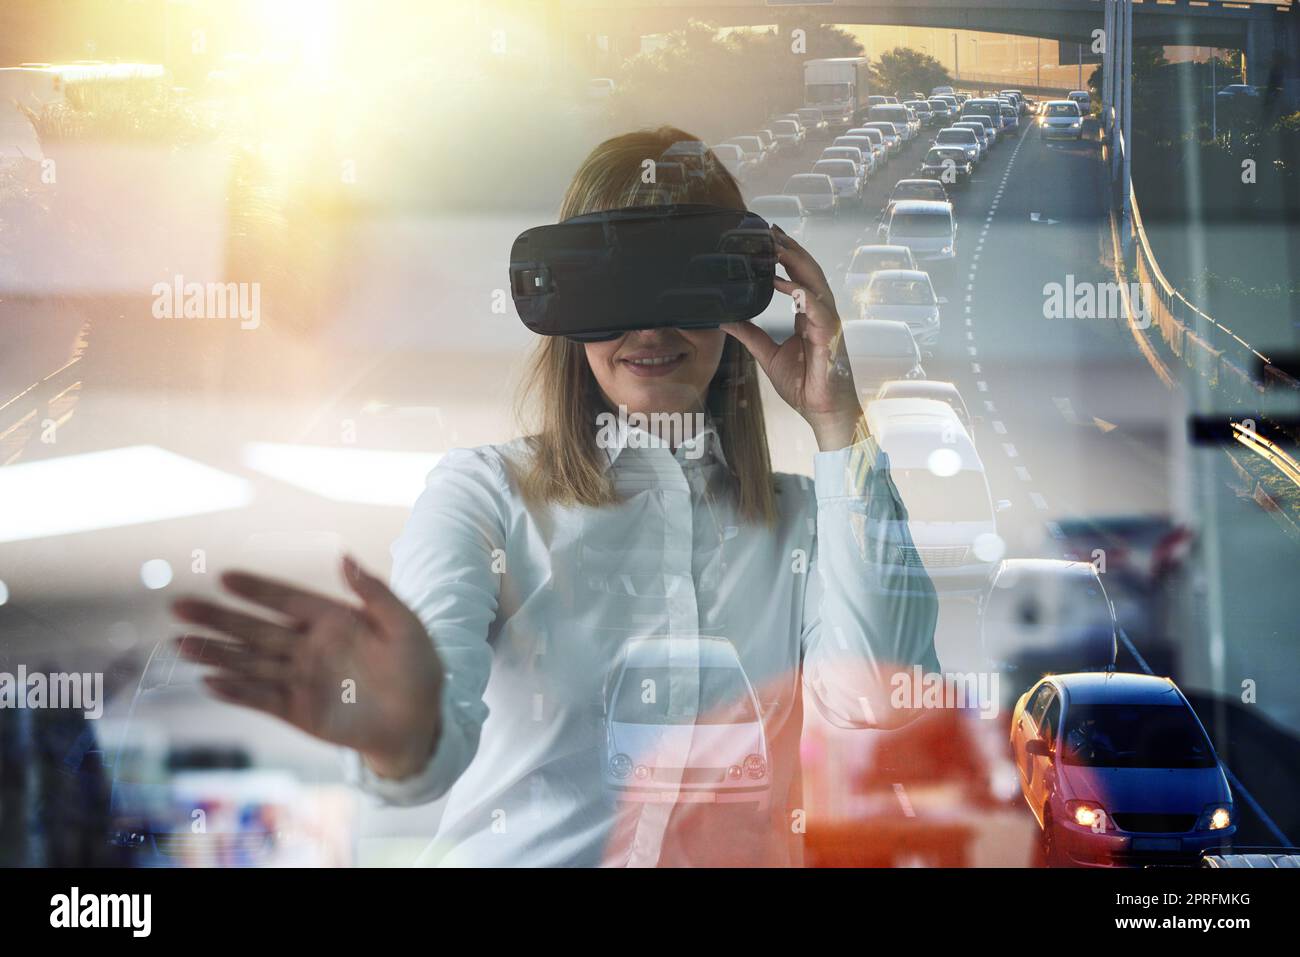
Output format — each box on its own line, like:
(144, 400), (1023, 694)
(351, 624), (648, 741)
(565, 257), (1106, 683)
(1245, 13), (1300, 108)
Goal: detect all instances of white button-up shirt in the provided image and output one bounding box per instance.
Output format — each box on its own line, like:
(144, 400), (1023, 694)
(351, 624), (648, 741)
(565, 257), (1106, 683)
(351, 421), (939, 866)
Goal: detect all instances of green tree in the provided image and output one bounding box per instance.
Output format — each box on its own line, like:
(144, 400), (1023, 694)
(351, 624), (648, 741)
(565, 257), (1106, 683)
(871, 47), (951, 100)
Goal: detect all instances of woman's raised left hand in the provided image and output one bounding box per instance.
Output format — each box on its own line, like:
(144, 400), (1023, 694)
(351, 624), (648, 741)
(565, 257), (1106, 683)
(721, 225), (864, 450)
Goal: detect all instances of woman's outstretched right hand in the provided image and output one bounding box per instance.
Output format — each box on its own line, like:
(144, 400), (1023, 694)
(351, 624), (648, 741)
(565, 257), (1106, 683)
(171, 554), (444, 781)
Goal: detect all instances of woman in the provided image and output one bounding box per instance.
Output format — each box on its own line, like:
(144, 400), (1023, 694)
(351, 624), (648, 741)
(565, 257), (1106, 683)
(172, 126), (940, 867)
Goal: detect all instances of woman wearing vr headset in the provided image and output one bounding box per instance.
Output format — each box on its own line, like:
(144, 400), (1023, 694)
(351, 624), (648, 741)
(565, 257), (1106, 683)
(172, 126), (940, 866)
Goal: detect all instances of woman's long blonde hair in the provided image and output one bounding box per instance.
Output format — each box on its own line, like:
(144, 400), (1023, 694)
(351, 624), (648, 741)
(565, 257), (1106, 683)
(514, 126), (776, 525)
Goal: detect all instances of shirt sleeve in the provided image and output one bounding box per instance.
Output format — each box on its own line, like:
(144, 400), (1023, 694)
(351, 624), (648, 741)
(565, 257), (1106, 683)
(800, 434), (942, 730)
(346, 446), (508, 806)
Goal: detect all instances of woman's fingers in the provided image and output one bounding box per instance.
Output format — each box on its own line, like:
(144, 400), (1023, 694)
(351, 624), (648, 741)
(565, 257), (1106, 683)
(219, 569), (340, 623)
(341, 554), (414, 638)
(720, 320), (780, 371)
(176, 633), (289, 681)
(171, 597), (298, 656)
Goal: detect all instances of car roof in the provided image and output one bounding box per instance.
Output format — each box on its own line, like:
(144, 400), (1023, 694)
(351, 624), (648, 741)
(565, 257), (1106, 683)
(890, 199), (952, 215)
(878, 379), (961, 399)
(868, 268), (931, 282)
(1046, 672), (1183, 706)
(787, 173), (833, 184)
(852, 243), (910, 256)
(894, 178), (941, 189)
(938, 126), (977, 135)
(751, 193), (801, 206)
(623, 635), (743, 667)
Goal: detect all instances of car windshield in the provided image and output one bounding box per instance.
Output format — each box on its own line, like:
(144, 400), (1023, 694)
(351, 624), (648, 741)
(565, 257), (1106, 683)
(851, 251), (908, 272)
(867, 277), (934, 305)
(895, 183), (944, 201)
(1060, 704), (1217, 769)
(751, 198), (800, 219)
(773, 120), (798, 134)
(612, 666), (758, 725)
(1047, 103), (1080, 117)
(891, 212), (952, 237)
(844, 324), (916, 357)
(814, 161), (854, 176)
(937, 130), (973, 144)
(787, 176), (831, 194)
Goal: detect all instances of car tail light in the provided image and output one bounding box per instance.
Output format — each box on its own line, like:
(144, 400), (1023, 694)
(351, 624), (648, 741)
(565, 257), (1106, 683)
(743, 754), (767, 780)
(609, 753), (632, 778)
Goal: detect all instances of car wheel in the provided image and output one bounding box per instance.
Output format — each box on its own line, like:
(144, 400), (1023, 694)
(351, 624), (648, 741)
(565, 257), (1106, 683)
(1038, 807), (1066, 868)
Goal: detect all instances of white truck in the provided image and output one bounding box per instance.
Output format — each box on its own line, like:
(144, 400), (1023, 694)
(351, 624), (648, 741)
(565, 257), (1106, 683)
(803, 57), (872, 133)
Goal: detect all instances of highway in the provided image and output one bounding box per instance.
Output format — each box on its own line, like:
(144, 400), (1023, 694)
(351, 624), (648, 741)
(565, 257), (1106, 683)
(3, 93), (1298, 865)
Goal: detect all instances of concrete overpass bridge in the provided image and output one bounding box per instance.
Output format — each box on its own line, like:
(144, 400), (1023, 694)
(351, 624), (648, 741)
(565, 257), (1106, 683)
(556, 0), (1297, 84)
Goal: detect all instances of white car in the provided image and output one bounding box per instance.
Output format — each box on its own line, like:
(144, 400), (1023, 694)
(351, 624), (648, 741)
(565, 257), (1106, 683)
(1067, 90), (1092, 115)
(980, 559), (1119, 680)
(860, 122), (903, 156)
(934, 126), (983, 164)
(841, 319), (925, 395)
(835, 134), (883, 172)
(812, 158), (862, 208)
(1040, 100), (1084, 140)
(876, 379), (973, 432)
(877, 199), (956, 265)
(863, 399), (1006, 592)
(842, 243), (916, 302)
(820, 145), (874, 179)
(710, 143), (753, 183)
(603, 636), (770, 808)
(748, 194), (807, 242)
(855, 269), (945, 347)
(783, 173), (838, 217)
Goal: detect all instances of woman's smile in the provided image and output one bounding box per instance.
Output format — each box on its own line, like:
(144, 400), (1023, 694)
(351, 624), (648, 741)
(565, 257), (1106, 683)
(619, 350), (688, 377)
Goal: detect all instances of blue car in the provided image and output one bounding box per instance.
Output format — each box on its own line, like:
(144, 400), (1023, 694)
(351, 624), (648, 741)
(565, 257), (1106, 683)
(1011, 672), (1235, 867)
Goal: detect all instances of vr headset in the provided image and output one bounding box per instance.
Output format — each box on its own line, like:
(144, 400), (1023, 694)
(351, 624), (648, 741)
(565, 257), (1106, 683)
(509, 203), (777, 342)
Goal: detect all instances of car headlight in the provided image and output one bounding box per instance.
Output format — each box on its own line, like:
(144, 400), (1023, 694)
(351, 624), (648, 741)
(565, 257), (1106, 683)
(940, 245), (953, 255)
(1196, 804), (1233, 831)
(609, 753), (633, 778)
(966, 148), (977, 158)
(744, 754), (767, 780)
(1066, 799), (1112, 832)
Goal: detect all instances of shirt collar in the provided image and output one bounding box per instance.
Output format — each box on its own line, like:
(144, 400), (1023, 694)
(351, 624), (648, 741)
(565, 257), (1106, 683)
(597, 411), (728, 472)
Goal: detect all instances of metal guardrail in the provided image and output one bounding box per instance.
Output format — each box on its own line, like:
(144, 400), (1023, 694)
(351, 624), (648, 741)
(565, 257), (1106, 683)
(1119, 145), (1300, 410)
(1232, 420), (1300, 489)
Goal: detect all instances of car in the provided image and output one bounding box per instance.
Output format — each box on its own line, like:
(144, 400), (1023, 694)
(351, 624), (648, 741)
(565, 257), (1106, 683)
(795, 107), (829, 137)
(883, 178), (949, 216)
(842, 320), (926, 396)
(1039, 100), (1084, 140)
(831, 135), (880, 173)
(1010, 672), (1236, 867)
(661, 140), (715, 184)
(904, 99), (934, 127)
(1067, 90), (1092, 115)
(980, 559), (1119, 682)
(603, 636), (771, 809)
(961, 98), (1003, 138)
(844, 127), (887, 166)
(769, 118), (806, 155)
(782, 172), (837, 217)
(919, 146), (973, 186)
(855, 268), (945, 346)
(934, 126), (983, 164)
(748, 194), (807, 242)
(842, 243), (916, 300)
(931, 85), (955, 97)
(860, 122), (903, 156)
(722, 135), (767, 170)
(811, 158), (863, 208)
(950, 121), (991, 158)
(587, 77), (615, 99)
(866, 94), (892, 108)
(820, 145), (873, 178)
(925, 98), (954, 123)
(754, 128), (779, 161)
(1001, 89), (1026, 114)
(877, 199), (956, 265)
(967, 113), (1000, 146)
(862, 398), (1005, 591)
(868, 104), (917, 141)
(875, 379), (973, 431)
(710, 143), (754, 183)
(999, 102), (1019, 130)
